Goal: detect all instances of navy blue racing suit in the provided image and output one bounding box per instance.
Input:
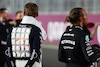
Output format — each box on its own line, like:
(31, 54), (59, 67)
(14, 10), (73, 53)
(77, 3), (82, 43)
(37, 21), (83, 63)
(5, 24), (42, 67)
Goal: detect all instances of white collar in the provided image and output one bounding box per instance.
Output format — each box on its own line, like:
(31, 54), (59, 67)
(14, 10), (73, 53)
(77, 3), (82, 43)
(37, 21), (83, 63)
(21, 16), (47, 40)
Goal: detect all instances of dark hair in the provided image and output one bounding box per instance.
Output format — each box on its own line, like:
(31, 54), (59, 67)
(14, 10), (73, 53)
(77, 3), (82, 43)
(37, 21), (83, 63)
(65, 8), (84, 24)
(24, 3), (38, 17)
(16, 11), (23, 16)
(0, 8), (7, 14)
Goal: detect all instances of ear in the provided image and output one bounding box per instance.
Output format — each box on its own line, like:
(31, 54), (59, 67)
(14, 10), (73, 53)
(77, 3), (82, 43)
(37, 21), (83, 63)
(37, 13), (38, 17)
(79, 16), (83, 22)
(24, 12), (25, 16)
(79, 17), (84, 27)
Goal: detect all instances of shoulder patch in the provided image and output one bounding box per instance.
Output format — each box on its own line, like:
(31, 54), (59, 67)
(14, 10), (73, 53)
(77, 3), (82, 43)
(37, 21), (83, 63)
(85, 35), (90, 41)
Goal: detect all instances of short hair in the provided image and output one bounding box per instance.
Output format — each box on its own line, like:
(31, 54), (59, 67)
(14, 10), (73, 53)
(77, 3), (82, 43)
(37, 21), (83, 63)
(16, 11), (23, 16)
(24, 3), (38, 17)
(0, 8), (7, 14)
(65, 8), (84, 24)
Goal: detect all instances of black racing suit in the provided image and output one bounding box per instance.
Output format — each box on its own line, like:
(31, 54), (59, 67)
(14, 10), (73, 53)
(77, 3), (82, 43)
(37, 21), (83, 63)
(0, 21), (12, 67)
(58, 25), (100, 67)
(5, 24), (42, 67)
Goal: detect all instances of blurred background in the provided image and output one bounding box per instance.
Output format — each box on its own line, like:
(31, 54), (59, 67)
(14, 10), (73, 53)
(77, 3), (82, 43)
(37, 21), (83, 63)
(0, 0), (100, 14)
(0, 0), (100, 67)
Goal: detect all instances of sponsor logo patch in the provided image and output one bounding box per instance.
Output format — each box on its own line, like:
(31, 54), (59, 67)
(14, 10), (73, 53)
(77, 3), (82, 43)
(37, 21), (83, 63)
(85, 35), (89, 41)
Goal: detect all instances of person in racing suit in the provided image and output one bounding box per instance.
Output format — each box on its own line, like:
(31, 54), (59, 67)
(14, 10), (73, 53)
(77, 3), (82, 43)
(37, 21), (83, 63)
(5, 3), (47, 67)
(58, 8), (100, 67)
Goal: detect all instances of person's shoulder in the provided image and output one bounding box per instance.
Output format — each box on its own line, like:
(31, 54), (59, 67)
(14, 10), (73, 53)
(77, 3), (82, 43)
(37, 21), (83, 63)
(66, 26), (70, 29)
(74, 26), (86, 35)
(75, 26), (83, 30)
(32, 25), (41, 32)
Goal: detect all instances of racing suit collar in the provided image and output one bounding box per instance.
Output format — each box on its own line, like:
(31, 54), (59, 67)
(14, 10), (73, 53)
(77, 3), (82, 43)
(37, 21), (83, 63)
(21, 16), (47, 40)
(73, 25), (83, 30)
(68, 25), (83, 30)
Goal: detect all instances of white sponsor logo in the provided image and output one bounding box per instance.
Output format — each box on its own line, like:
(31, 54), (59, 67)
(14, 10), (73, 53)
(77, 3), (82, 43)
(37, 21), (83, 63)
(61, 40), (75, 45)
(87, 50), (93, 54)
(47, 21), (71, 42)
(86, 46), (92, 51)
(63, 33), (74, 36)
(88, 52), (94, 56)
(63, 46), (74, 49)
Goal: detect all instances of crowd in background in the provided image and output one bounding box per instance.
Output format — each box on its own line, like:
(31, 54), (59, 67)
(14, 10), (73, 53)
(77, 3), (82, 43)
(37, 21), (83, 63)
(0, 8), (23, 67)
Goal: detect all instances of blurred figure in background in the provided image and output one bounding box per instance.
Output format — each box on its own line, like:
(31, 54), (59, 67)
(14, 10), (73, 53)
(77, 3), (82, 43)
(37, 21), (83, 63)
(0, 8), (16, 25)
(90, 23), (99, 39)
(8, 11), (23, 25)
(15, 11), (23, 24)
(15, 11), (23, 20)
(58, 8), (100, 67)
(0, 11), (3, 22)
(0, 8), (10, 67)
(0, 8), (16, 67)
(0, 8), (8, 22)
(0, 9), (6, 67)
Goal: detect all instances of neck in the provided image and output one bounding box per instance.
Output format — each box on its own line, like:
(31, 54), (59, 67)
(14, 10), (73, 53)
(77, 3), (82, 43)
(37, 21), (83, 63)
(25, 15), (37, 19)
(73, 22), (80, 26)
(0, 17), (3, 22)
(73, 21), (83, 27)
